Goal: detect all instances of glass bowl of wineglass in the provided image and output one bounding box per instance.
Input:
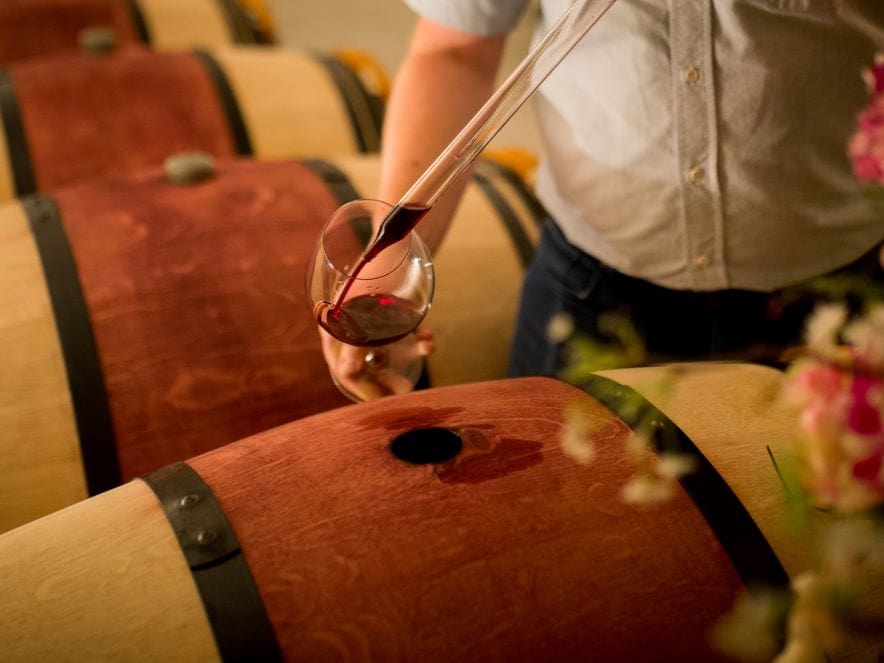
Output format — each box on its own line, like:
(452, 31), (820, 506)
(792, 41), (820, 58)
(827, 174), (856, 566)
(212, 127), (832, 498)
(306, 199), (435, 402)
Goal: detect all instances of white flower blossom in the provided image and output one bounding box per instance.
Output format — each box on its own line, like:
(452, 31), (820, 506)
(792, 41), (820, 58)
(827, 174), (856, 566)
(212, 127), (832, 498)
(560, 405), (596, 465)
(803, 303), (848, 357)
(656, 452), (698, 479)
(843, 304), (884, 369)
(621, 474), (673, 505)
(546, 312), (575, 343)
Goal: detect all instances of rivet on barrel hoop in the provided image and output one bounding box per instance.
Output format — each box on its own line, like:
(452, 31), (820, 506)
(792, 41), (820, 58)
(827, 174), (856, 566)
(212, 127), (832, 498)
(178, 494), (200, 509)
(196, 530), (218, 546)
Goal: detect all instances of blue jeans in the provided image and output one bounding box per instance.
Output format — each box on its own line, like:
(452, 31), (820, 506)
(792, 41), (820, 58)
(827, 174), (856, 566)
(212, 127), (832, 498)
(507, 220), (882, 377)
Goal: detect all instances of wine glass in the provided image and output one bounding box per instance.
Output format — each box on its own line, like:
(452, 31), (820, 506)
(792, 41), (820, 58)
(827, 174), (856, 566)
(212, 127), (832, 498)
(306, 199), (435, 402)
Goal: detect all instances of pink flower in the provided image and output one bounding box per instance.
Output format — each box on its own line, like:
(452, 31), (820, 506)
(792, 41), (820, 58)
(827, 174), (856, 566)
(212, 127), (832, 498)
(786, 361), (849, 437)
(852, 450), (882, 486)
(785, 360), (884, 512)
(862, 59), (884, 94)
(849, 111), (884, 184)
(850, 59), (884, 185)
(845, 375), (884, 497)
(851, 154), (883, 183)
(846, 375), (883, 437)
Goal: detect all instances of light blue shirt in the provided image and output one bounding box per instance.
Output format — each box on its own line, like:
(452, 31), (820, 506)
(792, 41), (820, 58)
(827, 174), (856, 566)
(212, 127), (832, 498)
(405, 0), (883, 290)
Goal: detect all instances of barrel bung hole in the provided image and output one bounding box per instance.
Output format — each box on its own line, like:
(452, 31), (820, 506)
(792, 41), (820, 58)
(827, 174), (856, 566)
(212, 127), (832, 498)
(389, 428), (462, 464)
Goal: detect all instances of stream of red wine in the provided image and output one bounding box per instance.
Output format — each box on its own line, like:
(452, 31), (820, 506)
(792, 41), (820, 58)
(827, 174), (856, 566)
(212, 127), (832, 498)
(331, 204), (429, 309)
(318, 204), (430, 344)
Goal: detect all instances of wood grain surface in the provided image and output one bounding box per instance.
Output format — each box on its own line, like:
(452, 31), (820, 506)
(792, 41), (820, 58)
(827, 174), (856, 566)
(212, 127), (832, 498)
(215, 47), (360, 158)
(10, 47), (236, 195)
(0, 0), (138, 64)
(0, 45), (380, 201)
(0, 479), (219, 662)
(0, 0), (271, 65)
(598, 362), (884, 662)
(0, 202), (87, 534)
(188, 376), (743, 661)
(597, 363), (816, 577)
(54, 158), (352, 481)
(137, 0), (232, 50)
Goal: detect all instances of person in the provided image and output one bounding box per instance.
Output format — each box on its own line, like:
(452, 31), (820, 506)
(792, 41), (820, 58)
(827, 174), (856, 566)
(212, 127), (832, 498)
(327, 0), (884, 395)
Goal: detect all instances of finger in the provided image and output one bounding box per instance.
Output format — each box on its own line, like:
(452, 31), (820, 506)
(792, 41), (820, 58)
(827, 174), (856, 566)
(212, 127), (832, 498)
(319, 328), (342, 365)
(319, 328), (364, 377)
(372, 368), (415, 396)
(337, 344), (366, 379)
(319, 328), (375, 399)
(327, 354), (387, 401)
(347, 377), (386, 402)
(413, 327), (435, 356)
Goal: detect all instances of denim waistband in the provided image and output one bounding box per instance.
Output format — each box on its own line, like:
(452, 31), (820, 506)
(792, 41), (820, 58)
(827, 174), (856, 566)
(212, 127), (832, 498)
(537, 219), (882, 301)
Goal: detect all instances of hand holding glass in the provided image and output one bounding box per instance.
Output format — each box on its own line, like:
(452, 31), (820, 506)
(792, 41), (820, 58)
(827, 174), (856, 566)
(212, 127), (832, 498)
(307, 199), (435, 402)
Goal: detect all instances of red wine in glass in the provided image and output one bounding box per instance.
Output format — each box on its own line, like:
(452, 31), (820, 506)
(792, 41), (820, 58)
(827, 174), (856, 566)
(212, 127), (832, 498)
(331, 204), (430, 312)
(316, 293), (424, 346)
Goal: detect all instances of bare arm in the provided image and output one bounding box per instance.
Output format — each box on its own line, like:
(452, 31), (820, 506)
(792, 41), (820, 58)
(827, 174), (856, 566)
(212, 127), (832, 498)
(319, 18), (508, 401)
(377, 16), (507, 253)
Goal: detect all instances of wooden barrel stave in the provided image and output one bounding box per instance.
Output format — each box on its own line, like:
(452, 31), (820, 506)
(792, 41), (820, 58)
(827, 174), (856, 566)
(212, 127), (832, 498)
(0, 372), (776, 661)
(0, 46), (383, 200)
(595, 364), (884, 662)
(597, 363), (824, 579)
(137, 0), (243, 50)
(53, 159), (352, 483)
(0, 202), (88, 529)
(0, 480), (218, 661)
(211, 46), (368, 158)
(11, 48), (237, 195)
(0, 0), (138, 64)
(0, 0), (274, 65)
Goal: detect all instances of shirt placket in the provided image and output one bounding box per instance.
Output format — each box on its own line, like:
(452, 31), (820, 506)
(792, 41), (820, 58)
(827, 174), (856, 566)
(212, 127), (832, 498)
(669, 0), (726, 289)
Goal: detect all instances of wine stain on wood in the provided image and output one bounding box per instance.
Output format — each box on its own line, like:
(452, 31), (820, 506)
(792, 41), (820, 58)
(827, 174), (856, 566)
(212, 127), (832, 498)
(354, 406), (467, 432)
(435, 428), (544, 484)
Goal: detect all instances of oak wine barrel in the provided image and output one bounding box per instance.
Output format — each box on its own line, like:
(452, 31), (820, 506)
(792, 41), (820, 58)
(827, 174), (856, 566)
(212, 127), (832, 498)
(2, 364), (862, 661)
(0, 0), (275, 65)
(0, 44), (384, 201)
(0, 153), (543, 532)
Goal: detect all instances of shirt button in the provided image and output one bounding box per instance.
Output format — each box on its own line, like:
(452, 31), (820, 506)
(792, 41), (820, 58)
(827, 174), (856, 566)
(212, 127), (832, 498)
(694, 254), (710, 269)
(688, 166), (705, 184)
(682, 66), (700, 84)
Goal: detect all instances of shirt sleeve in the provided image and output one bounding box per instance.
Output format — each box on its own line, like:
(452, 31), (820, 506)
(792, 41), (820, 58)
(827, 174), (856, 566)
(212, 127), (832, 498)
(403, 0), (531, 36)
